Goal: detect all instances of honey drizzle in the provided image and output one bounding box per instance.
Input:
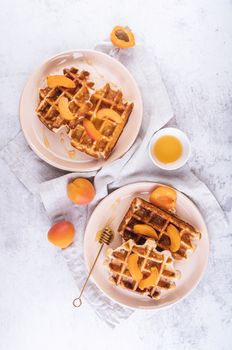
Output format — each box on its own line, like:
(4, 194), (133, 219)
(68, 150), (76, 158)
(59, 132), (76, 158)
(43, 128), (50, 148)
(111, 197), (121, 210)
(60, 132), (65, 144)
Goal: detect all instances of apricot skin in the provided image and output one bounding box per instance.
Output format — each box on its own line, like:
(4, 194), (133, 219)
(139, 267), (159, 290)
(133, 224), (158, 240)
(47, 75), (75, 88)
(47, 220), (75, 249)
(58, 97), (76, 121)
(128, 253), (143, 282)
(83, 119), (102, 141)
(97, 108), (122, 123)
(166, 224), (181, 252)
(67, 178), (95, 205)
(149, 186), (177, 211)
(110, 26), (135, 49)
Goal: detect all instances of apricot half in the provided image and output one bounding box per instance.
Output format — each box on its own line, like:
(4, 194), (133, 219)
(111, 26), (135, 49)
(139, 267), (159, 290)
(67, 178), (95, 205)
(47, 220), (75, 248)
(133, 224), (158, 240)
(128, 253), (143, 282)
(47, 75), (76, 88)
(149, 186), (177, 211)
(96, 108), (122, 123)
(58, 97), (76, 121)
(83, 118), (102, 141)
(166, 224), (181, 252)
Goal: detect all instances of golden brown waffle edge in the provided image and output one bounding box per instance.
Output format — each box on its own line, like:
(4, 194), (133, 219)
(36, 67), (94, 132)
(105, 239), (180, 300)
(118, 197), (201, 260)
(69, 83), (134, 159)
(35, 67), (134, 160)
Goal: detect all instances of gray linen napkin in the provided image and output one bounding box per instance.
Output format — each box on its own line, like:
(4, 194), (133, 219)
(0, 44), (227, 328)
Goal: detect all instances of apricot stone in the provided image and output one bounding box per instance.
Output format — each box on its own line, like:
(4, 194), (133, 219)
(97, 108), (122, 123)
(110, 26), (135, 49)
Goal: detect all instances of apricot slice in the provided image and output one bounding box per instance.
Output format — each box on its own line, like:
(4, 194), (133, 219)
(96, 108), (122, 123)
(111, 26), (135, 49)
(133, 224), (158, 240)
(128, 253), (143, 282)
(139, 267), (159, 290)
(149, 186), (177, 211)
(166, 224), (181, 252)
(83, 118), (102, 141)
(58, 97), (76, 121)
(47, 220), (75, 248)
(67, 178), (95, 205)
(47, 75), (75, 88)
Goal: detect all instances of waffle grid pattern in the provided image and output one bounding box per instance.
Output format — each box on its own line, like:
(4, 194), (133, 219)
(106, 239), (180, 300)
(118, 197), (201, 260)
(36, 67), (94, 131)
(36, 67), (133, 159)
(69, 83), (133, 159)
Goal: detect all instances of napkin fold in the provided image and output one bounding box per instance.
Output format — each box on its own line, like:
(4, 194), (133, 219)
(0, 43), (227, 328)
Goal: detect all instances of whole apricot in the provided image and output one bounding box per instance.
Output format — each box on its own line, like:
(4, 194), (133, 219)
(67, 178), (95, 205)
(47, 220), (75, 248)
(149, 186), (177, 211)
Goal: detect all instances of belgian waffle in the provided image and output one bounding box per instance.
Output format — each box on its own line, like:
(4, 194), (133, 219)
(105, 239), (180, 300)
(69, 83), (133, 159)
(36, 67), (94, 132)
(118, 197), (201, 260)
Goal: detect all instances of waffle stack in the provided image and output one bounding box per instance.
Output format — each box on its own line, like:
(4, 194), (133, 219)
(105, 239), (180, 300)
(36, 67), (134, 159)
(118, 197), (201, 260)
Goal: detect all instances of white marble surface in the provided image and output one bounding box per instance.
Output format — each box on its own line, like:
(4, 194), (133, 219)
(0, 0), (231, 349)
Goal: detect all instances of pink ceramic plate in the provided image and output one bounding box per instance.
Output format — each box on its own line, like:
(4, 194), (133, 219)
(20, 50), (143, 171)
(84, 182), (209, 310)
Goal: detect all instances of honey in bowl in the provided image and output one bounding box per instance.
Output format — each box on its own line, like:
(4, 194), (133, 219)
(153, 135), (183, 164)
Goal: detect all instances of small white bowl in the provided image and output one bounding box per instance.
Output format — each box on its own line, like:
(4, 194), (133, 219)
(149, 127), (191, 170)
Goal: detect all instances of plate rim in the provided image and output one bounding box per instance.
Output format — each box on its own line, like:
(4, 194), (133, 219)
(19, 49), (143, 172)
(84, 181), (209, 310)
